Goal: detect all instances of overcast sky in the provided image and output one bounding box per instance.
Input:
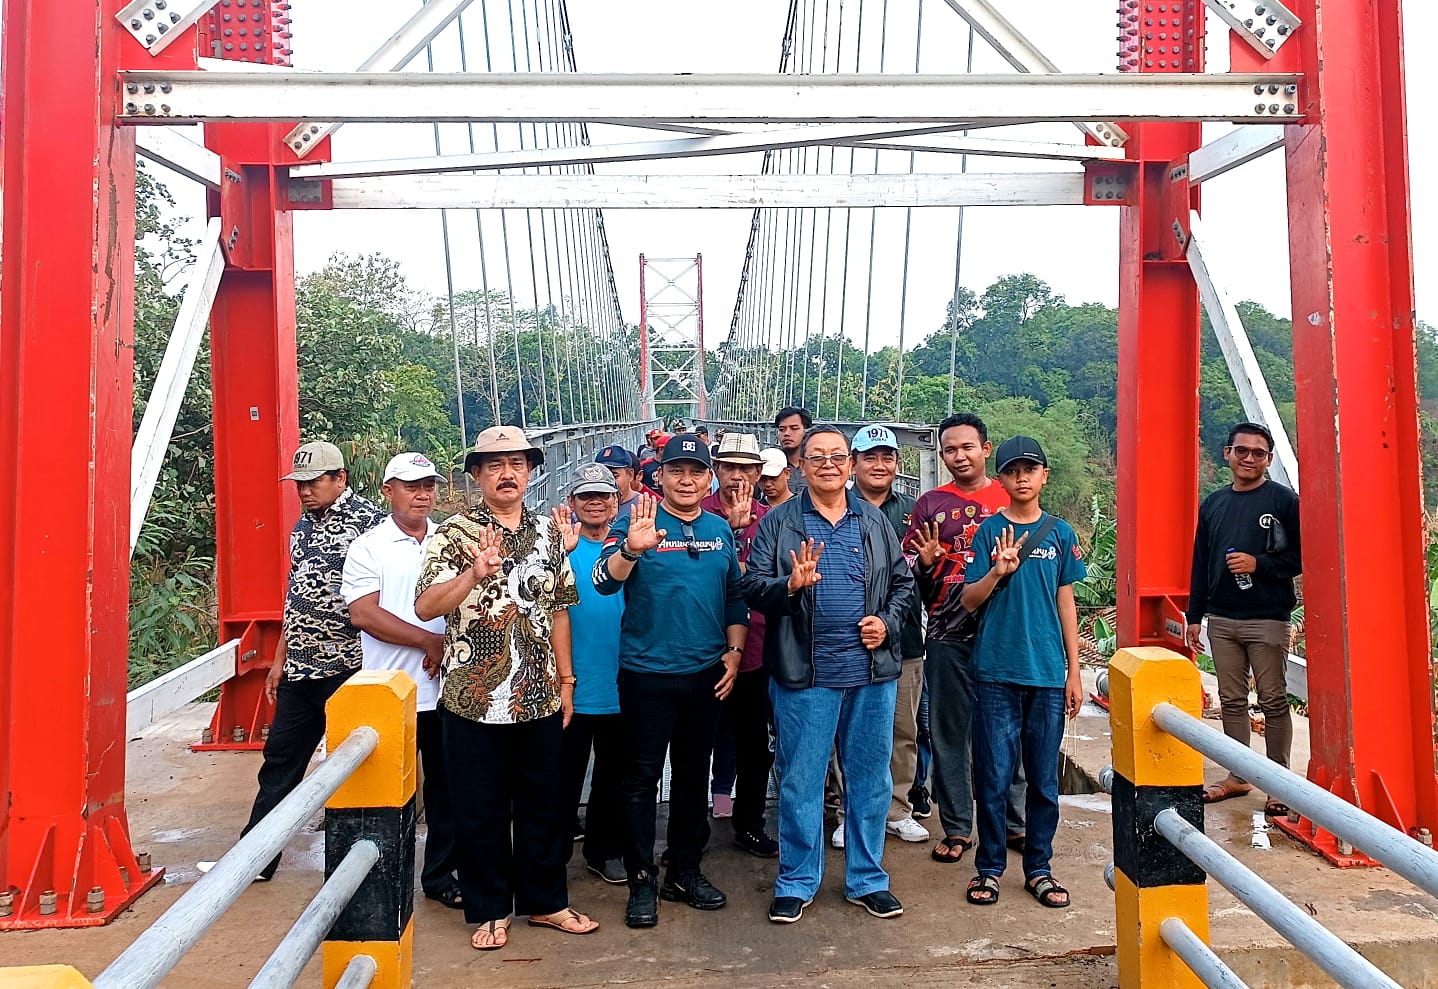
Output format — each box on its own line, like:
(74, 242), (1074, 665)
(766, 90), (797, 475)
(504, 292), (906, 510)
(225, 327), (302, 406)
(159, 1), (1436, 352)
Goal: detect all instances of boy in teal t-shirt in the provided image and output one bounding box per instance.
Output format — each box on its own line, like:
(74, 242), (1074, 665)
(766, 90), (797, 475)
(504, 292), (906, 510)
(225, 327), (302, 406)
(958, 436), (1085, 911)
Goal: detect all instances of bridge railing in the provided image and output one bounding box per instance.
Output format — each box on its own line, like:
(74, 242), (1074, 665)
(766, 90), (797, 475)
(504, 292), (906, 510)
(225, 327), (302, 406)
(1104, 648), (1438, 989)
(702, 419), (939, 495)
(0, 671), (419, 989)
(525, 418), (663, 508)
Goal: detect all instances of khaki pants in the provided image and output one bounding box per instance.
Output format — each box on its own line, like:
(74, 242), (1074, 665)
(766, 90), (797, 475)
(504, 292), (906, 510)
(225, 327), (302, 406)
(888, 657), (924, 821)
(1206, 616), (1293, 783)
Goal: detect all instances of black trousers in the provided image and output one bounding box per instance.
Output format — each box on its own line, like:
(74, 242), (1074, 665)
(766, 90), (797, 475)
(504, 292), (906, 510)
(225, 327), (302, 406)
(724, 667), (774, 834)
(441, 708), (568, 924)
(619, 663), (723, 879)
(559, 712), (627, 866)
(241, 669), (355, 880)
(416, 708), (459, 894)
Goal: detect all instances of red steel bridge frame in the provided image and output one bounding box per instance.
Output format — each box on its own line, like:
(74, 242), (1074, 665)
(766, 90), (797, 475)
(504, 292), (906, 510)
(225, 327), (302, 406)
(0, 0), (1430, 929)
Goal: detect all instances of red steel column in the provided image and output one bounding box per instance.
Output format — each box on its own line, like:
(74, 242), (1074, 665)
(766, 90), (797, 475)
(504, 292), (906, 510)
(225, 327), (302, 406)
(0, 0), (164, 927)
(1116, 1), (1205, 652)
(1272, 0), (1436, 845)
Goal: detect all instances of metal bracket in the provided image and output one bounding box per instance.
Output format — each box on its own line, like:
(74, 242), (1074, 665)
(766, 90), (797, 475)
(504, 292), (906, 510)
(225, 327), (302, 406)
(1082, 162), (1136, 205)
(116, 0), (219, 56)
(1203, 0), (1301, 58)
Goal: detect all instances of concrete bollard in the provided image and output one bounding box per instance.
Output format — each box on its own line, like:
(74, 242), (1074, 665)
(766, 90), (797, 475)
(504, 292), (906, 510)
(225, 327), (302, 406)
(320, 670), (417, 989)
(1109, 647), (1210, 989)
(0, 965), (97, 988)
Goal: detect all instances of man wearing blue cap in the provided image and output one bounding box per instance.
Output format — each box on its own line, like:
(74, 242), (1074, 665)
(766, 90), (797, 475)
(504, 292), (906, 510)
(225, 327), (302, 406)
(595, 432), (749, 928)
(596, 444), (642, 510)
(850, 425), (929, 846)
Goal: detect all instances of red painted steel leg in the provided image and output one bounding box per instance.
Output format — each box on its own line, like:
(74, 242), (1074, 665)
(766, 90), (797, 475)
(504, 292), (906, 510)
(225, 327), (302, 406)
(1116, 2), (1204, 654)
(1267, 0), (1438, 860)
(196, 128), (302, 753)
(0, 0), (163, 928)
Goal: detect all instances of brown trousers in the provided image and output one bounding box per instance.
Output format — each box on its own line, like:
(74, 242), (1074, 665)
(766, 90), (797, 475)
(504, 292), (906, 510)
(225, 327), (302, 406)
(1206, 616), (1293, 783)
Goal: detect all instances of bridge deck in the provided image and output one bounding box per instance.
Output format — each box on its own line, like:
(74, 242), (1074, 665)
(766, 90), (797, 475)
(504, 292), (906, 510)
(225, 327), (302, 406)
(6, 678), (1436, 988)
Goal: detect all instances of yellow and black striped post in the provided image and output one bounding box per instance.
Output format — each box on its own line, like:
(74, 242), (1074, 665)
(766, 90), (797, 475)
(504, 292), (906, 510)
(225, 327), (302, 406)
(322, 670), (418, 989)
(1109, 647), (1210, 988)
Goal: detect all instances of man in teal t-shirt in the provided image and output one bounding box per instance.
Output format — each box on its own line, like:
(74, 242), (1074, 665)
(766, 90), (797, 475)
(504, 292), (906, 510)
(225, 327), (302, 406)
(552, 463), (627, 885)
(594, 433), (748, 928)
(959, 435), (1085, 912)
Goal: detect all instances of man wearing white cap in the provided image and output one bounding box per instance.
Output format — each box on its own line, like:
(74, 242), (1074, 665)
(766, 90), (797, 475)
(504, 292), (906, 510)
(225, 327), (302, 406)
(341, 452), (460, 908)
(240, 441), (385, 881)
(758, 448), (793, 507)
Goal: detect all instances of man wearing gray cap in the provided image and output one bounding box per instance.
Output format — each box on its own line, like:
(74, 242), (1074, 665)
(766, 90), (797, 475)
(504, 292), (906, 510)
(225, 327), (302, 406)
(551, 463), (628, 885)
(240, 441), (384, 881)
(415, 425), (597, 950)
(341, 452), (460, 908)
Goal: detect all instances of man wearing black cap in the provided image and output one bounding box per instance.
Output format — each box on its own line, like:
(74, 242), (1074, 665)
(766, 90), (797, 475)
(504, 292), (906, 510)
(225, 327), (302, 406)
(596, 444), (642, 509)
(595, 433), (749, 928)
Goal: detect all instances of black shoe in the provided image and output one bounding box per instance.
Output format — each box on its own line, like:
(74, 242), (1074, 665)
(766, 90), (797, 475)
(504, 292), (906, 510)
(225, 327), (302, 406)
(661, 871), (728, 910)
(767, 895), (813, 924)
(734, 829), (780, 858)
(846, 890), (904, 918)
(909, 785), (933, 820)
(626, 870), (660, 928)
(586, 858), (627, 884)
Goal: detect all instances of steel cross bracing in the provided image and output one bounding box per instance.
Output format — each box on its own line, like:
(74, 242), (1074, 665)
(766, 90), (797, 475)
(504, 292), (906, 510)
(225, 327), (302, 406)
(639, 255), (707, 421)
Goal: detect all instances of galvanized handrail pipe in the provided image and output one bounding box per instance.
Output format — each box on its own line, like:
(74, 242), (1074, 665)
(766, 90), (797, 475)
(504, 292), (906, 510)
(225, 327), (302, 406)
(1153, 702), (1438, 899)
(93, 727), (381, 989)
(248, 839), (381, 989)
(1154, 808), (1401, 989)
(1158, 918), (1248, 989)
(333, 954), (379, 989)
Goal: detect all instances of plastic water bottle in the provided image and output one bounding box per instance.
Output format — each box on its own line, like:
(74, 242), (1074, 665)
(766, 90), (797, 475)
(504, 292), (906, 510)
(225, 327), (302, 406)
(1228, 547), (1253, 591)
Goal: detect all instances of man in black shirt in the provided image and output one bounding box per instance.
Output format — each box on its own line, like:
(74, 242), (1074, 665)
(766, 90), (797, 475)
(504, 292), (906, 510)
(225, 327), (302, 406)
(1185, 422), (1302, 813)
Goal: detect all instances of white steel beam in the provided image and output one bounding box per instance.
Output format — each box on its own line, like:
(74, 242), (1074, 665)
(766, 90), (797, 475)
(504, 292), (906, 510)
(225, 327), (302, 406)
(117, 71), (1306, 126)
(1202, 0), (1301, 58)
(939, 0), (1128, 147)
(126, 640), (239, 737)
(136, 127), (222, 189)
(1186, 213), (1299, 490)
(318, 172), (1088, 209)
(1188, 124), (1285, 184)
(282, 0), (477, 158)
(293, 127), (1122, 181)
(131, 217), (226, 556)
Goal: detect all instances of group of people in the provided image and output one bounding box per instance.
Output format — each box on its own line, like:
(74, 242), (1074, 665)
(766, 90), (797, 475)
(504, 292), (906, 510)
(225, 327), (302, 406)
(240, 407), (1301, 950)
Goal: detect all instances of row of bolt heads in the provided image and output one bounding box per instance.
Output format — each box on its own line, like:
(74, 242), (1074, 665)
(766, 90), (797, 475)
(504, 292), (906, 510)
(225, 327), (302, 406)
(199, 725), (270, 743)
(0, 855), (153, 918)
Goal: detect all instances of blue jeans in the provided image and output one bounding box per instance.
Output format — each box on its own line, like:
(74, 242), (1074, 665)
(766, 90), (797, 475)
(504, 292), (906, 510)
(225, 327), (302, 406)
(770, 677), (897, 900)
(972, 681), (1065, 879)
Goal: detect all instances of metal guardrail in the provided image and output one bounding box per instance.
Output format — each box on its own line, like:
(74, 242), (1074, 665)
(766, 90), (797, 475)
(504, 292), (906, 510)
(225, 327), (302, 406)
(1106, 649), (1438, 989)
(93, 726), (381, 989)
(125, 638), (240, 736)
(703, 419), (939, 495)
(524, 418), (662, 508)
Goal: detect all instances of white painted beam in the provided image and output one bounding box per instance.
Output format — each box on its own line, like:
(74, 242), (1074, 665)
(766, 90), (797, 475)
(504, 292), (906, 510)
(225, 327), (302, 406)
(292, 127), (1122, 181)
(1189, 124), (1285, 184)
(116, 71), (1306, 127)
(282, 0), (478, 158)
(1186, 213), (1299, 491)
(131, 218), (226, 556)
(317, 172), (1089, 210)
(939, 0), (1128, 147)
(126, 640), (238, 737)
(136, 127), (222, 190)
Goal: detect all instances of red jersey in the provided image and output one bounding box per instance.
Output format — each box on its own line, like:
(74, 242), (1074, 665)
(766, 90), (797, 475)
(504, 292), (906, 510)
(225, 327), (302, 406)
(904, 479), (1010, 642)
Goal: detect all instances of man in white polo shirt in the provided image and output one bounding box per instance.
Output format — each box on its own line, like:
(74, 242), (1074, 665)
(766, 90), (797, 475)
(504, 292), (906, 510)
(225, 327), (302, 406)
(341, 451), (459, 908)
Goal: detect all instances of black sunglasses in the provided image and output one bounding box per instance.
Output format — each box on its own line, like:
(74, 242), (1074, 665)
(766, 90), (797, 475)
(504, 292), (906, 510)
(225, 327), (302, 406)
(680, 521), (700, 558)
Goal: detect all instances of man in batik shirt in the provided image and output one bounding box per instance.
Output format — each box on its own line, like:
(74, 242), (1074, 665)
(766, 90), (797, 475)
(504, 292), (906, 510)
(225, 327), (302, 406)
(415, 425), (597, 951)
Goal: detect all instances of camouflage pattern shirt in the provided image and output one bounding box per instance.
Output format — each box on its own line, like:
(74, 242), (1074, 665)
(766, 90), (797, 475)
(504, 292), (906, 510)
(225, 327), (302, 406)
(416, 501), (579, 725)
(283, 488), (385, 681)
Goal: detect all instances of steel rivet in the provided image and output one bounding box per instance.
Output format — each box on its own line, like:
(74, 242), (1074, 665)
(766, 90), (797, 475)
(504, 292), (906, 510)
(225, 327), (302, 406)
(201, 727), (214, 744)
(143, 103), (155, 114)
(1255, 103), (1267, 113)
(1268, 83), (1280, 94)
(143, 7), (154, 17)
(125, 102), (139, 113)
(131, 17), (142, 28)
(170, 11), (180, 22)
(39, 890), (57, 916)
(1283, 103), (1295, 114)
(0, 889), (13, 918)
(1268, 103), (1279, 114)
(1255, 3), (1265, 12)
(1254, 84), (1265, 94)
(1243, 17), (1253, 27)
(261, 725), (271, 741)
(1266, 37), (1276, 48)
(160, 81), (172, 93)
(1337, 839), (1354, 856)
(86, 887), (105, 914)
(156, 0), (167, 6)
(126, 82), (139, 94)
(1255, 27), (1264, 36)
(160, 103), (171, 114)
(143, 82), (155, 94)
(1285, 83), (1297, 94)
(145, 33), (156, 43)
(232, 725), (247, 743)
(137, 851), (153, 872)
(1277, 24), (1289, 34)
(1419, 828), (1433, 848)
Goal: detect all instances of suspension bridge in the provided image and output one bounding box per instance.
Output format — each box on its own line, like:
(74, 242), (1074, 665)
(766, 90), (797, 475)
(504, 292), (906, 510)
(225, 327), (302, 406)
(2, 0), (1436, 986)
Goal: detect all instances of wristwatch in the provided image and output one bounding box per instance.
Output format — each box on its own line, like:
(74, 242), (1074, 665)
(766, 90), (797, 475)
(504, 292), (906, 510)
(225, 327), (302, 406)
(723, 646), (743, 657)
(618, 540), (642, 562)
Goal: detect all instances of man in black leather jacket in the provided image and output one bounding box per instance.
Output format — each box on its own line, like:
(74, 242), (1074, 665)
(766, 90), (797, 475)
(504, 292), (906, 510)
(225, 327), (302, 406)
(744, 425), (916, 925)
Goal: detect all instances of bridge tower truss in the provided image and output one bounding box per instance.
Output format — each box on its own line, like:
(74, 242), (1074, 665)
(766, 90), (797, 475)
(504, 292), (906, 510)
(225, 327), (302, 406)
(639, 254), (708, 423)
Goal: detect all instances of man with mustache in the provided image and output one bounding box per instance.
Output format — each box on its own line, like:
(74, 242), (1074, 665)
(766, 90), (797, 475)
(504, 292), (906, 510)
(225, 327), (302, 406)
(416, 425), (597, 951)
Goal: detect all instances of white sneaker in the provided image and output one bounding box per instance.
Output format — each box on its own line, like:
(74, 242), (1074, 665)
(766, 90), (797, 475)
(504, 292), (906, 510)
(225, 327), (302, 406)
(830, 823), (845, 849)
(886, 816), (930, 842)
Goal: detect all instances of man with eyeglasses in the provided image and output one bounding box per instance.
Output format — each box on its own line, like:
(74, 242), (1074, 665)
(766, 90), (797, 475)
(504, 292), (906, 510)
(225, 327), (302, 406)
(594, 433), (749, 928)
(1185, 422), (1302, 815)
(747, 425), (916, 925)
